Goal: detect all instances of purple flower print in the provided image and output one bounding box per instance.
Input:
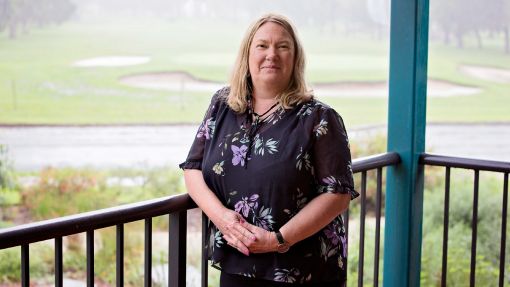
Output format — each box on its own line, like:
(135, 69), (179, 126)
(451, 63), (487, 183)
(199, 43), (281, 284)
(322, 176), (336, 186)
(340, 234), (347, 257)
(321, 176), (341, 192)
(253, 205), (275, 230)
(234, 194), (259, 217)
(324, 224), (341, 246)
(256, 215), (271, 230)
(197, 118), (214, 140)
(231, 144), (248, 166)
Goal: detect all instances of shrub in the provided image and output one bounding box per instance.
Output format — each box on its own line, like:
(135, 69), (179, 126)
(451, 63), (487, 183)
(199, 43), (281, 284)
(21, 167), (184, 221)
(14, 166), (185, 285)
(0, 244), (53, 284)
(0, 145), (15, 190)
(22, 167), (111, 220)
(421, 169), (509, 286)
(0, 145), (20, 225)
(94, 226), (145, 286)
(0, 247), (20, 283)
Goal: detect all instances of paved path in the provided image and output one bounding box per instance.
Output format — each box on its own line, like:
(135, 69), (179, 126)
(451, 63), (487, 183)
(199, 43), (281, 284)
(0, 123), (508, 171)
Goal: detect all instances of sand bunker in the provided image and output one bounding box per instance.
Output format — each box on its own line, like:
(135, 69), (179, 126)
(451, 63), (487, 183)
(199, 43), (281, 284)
(120, 72), (222, 92)
(460, 65), (510, 83)
(120, 71), (481, 98)
(312, 80), (480, 98)
(74, 56), (150, 67)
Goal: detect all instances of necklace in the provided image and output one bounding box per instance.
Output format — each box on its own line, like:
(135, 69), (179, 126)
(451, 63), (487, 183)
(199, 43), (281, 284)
(251, 101), (280, 123)
(244, 99), (279, 169)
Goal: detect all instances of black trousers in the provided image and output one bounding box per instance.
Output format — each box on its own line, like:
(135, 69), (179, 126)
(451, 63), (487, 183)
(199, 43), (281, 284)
(220, 272), (345, 287)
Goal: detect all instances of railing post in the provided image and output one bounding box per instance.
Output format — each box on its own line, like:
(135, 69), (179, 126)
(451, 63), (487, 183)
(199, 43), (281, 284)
(55, 237), (63, 287)
(116, 224), (124, 287)
(87, 230), (94, 287)
(145, 218), (152, 287)
(358, 172), (367, 287)
(169, 211), (187, 287)
(384, 0), (429, 286)
(21, 244), (29, 287)
(201, 213), (209, 287)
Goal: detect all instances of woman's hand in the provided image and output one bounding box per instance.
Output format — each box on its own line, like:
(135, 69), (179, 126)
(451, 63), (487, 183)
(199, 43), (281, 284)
(215, 209), (256, 256)
(231, 221), (279, 254)
(184, 170), (256, 256)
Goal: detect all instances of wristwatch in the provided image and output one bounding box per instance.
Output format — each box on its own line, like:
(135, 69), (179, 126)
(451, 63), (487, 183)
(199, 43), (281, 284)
(275, 230), (290, 253)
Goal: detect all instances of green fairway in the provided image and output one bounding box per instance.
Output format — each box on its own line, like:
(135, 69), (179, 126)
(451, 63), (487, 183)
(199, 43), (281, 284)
(0, 18), (508, 126)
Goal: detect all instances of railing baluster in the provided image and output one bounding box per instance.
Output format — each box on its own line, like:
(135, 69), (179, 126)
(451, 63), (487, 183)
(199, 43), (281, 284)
(21, 244), (29, 287)
(87, 230), (94, 287)
(145, 218), (152, 287)
(374, 168), (382, 287)
(201, 213), (208, 287)
(344, 208), (350, 278)
(358, 171), (367, 287)
(55, 237), (63, 287)
(470, 170), (479, 287)
(441, 167), (451, 287)
(169, 211), (187, 287)
(117, 224), (124, 287)
(499, 173), (508, 287)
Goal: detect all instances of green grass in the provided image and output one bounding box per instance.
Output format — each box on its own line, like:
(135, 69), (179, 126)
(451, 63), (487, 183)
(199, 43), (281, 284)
(0, 18), (509, 126)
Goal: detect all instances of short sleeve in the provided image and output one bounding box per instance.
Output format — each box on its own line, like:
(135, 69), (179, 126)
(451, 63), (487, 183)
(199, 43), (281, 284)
(178, 88), (226, 170)
(312, 107), (359, 200)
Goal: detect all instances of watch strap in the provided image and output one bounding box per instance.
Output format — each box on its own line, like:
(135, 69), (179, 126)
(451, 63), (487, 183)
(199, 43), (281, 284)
(275, 230), (286, 244)
(275, 230), (290, 253)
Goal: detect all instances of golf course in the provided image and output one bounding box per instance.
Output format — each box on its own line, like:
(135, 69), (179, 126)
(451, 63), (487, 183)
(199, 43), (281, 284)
(1, 18), (509, 127)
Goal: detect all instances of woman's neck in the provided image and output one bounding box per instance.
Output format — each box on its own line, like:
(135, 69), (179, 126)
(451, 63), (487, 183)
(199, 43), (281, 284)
(252, 95), (278, 115)
(251, 88), (280, 115)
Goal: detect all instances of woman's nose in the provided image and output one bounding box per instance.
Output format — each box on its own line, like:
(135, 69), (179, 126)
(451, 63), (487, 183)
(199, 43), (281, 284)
(265, 47), (278, 60)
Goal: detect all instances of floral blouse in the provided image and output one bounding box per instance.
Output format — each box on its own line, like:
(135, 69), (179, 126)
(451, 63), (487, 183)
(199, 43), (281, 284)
(180, 87), (359, 284)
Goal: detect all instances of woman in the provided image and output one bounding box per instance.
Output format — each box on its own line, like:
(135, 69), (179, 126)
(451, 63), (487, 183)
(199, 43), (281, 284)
(180, 13), (358, 287)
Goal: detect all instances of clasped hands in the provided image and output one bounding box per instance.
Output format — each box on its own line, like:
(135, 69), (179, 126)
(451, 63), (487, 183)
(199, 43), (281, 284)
(216, 209), (278, 256)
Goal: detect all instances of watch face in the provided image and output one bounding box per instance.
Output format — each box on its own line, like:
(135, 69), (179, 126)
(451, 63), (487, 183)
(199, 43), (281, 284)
(277, 243), (290, 253)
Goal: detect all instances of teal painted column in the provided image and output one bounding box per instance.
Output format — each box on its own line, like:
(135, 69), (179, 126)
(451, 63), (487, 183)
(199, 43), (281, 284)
(383, 0), (429, 286)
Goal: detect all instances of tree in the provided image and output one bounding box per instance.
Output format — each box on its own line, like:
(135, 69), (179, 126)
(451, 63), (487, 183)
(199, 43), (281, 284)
(0, 0), (9, 32)
(0, 0), (75, 39)
(431, 0), (510, 52)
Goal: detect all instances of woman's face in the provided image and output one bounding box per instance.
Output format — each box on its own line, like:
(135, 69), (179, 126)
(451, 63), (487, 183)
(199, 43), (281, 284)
(248, 22), (295, 94)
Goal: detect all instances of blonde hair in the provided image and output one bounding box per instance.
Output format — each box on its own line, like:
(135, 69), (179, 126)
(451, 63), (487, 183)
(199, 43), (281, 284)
(227, 13), (312, 113)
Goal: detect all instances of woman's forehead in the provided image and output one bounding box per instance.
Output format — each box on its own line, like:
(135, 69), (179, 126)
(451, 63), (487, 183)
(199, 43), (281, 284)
(253, 22), (293, 42)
